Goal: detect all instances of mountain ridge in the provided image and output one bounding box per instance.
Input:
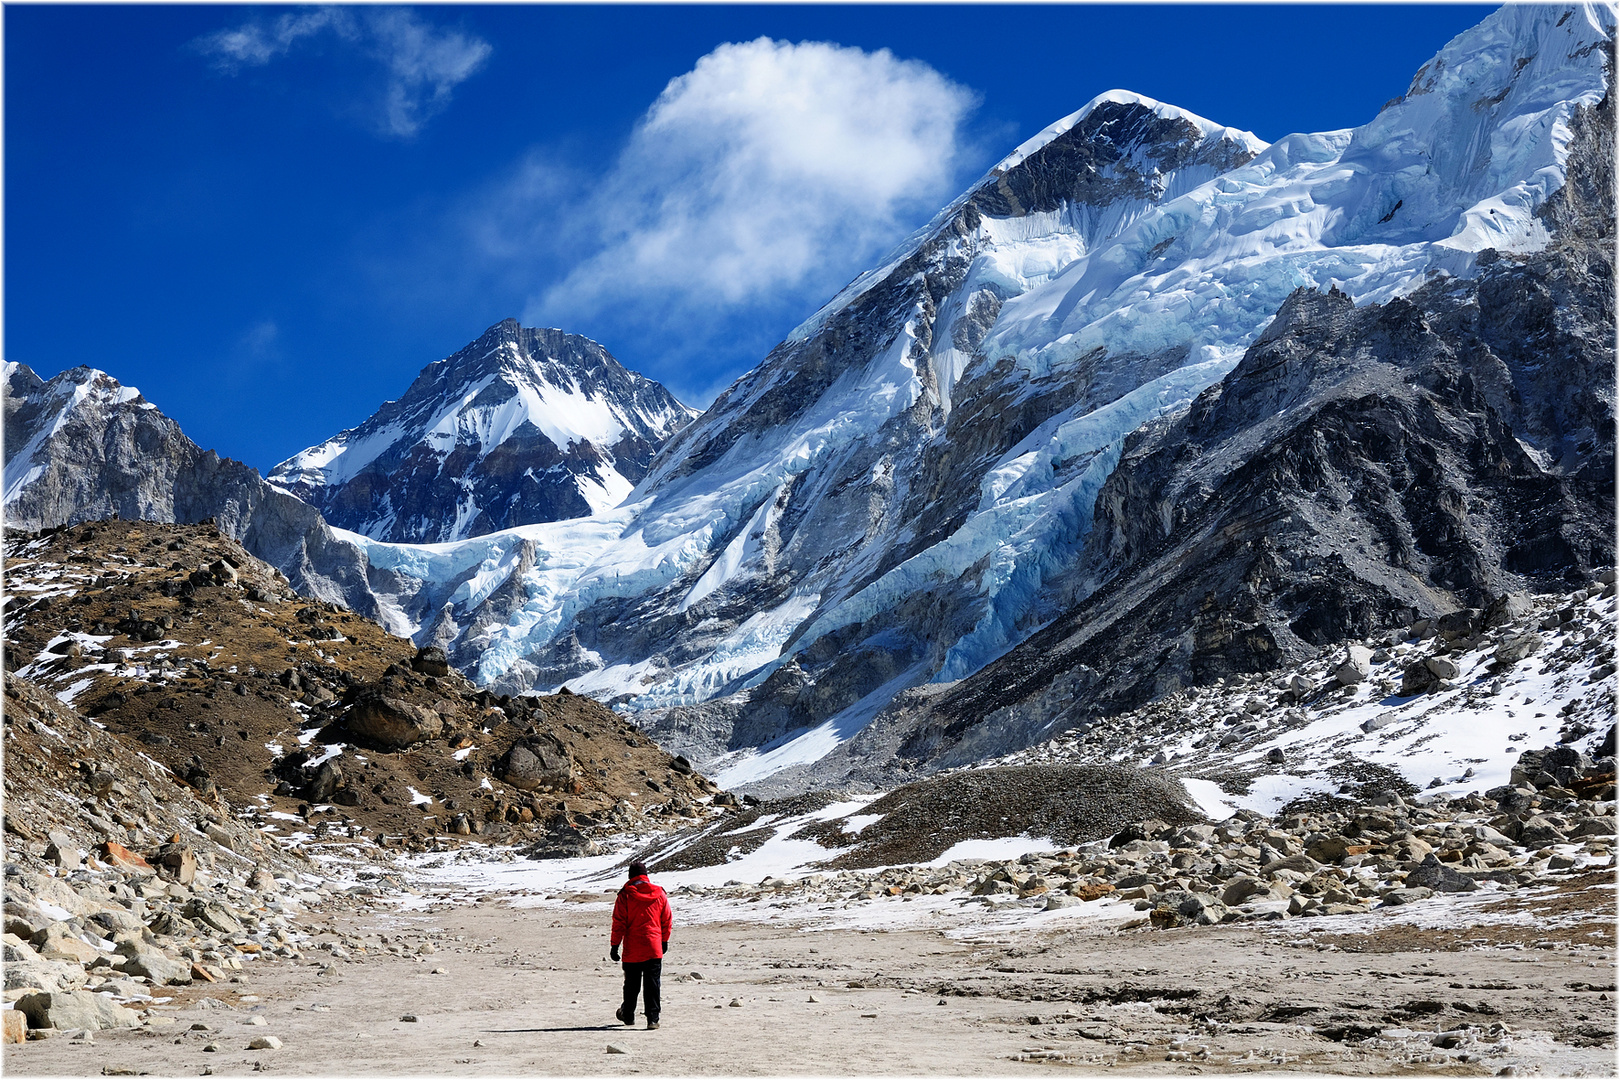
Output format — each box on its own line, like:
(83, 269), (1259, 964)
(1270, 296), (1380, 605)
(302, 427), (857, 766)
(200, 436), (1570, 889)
(269, 319), (695, 544)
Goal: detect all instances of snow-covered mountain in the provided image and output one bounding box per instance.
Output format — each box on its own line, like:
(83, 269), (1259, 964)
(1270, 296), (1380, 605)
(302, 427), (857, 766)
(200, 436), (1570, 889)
(2, 362), (379, 611)
(269, 320), (695, 544)
(335, 4), (1612, 791)
(8, 6), (1611, 799)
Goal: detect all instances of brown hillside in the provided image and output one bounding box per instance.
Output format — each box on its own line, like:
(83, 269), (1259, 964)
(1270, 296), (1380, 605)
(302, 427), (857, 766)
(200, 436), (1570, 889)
(3, 519), (722, 855)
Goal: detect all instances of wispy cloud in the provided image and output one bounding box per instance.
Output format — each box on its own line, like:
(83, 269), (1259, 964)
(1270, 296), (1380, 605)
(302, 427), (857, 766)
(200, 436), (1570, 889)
(193, 7), (491, 138)
(529, 38), (977, 343)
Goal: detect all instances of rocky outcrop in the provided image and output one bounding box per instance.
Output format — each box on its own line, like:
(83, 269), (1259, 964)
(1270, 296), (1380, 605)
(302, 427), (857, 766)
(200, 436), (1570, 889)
(269, 320), (695, 543)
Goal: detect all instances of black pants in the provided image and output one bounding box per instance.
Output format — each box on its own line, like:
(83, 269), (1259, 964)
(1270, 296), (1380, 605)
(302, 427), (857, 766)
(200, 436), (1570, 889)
(621, 958), (661, 1022)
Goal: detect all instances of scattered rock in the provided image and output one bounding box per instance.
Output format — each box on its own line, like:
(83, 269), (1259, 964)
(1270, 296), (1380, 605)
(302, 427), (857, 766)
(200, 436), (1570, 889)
(1406, 854), (1479, 894)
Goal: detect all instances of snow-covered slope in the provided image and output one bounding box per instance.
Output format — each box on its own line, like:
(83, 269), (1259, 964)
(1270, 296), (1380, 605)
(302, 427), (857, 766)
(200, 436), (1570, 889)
(284, 5), (1617, 788)
(981, 3), (1615, 377)
(270, 320), (695, 544)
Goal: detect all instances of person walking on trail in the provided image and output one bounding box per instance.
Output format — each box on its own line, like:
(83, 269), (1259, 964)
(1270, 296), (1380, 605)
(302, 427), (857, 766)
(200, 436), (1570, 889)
(611, 861), (672, 1030)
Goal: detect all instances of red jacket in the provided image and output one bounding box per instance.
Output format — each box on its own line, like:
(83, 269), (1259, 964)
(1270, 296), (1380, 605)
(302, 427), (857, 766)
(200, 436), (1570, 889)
(611, 875), (672, 964)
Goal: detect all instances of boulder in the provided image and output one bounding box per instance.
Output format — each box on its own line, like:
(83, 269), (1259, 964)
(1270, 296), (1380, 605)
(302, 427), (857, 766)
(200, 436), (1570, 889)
(96, 841), (154, 878)
(305, 759), (344, 803)
(184, 900), (244, 936)
(343, 692), (443, 750)
(87, 908), (141, 936)
(1070, 881), (1115, 902)
(44, 832), (81, 870)
(14, 990), (140, 1031)
(410, 646), (452, 678)
(1483, 593), (1532, 629)
(1423, 656), (1461, 680)
(498, 735), (573, 792)
(1493, 633), (1543, 666)
(1435, 608), (1481, 641)
(1405, 854), (1478, 893)
(118, 947), (192, 986)
(3, 1008), (25, 1044)
(1518, 816), (1568, 848)
(1260, 853), (1321, 877)
(1400, 663), (1437, 695)
(152, 842), (196, 885)
(1379, 886), (1434, 906)
(1333, 646), (1373, 686)
(33, 925), (101, 965)
(1221, 877), (1269, 906)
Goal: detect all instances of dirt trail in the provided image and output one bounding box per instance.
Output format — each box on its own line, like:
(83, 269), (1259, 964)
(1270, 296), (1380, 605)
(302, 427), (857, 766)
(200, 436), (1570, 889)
(6, 894), (1613, 1076)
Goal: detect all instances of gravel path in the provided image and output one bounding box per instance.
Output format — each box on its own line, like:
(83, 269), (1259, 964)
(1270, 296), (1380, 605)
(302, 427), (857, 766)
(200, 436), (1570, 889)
(8, 892), (1612, 1076)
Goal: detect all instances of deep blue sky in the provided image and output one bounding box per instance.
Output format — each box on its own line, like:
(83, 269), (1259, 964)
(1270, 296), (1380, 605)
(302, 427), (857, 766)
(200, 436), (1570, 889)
(6, 4), (1495, 473)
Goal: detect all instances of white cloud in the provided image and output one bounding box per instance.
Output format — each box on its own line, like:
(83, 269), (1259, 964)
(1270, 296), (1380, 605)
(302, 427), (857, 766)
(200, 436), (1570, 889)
(194, 7), (491, 138)
(195, 9), (347, 69)
(534, 38), (977, 326)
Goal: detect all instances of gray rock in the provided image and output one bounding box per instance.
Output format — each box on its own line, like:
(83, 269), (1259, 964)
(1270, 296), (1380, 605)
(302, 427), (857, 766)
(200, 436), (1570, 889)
(342, 693), (443, 751)
(153, 841), (197, 887)
(1333, 646), (1373, 686)
(1379, 887), (1434, 906)
(1494, 633), (1543, 666)
(44, 832), (81, 870)
(410, 646), (452, 678)
(1517, 816), (1568, 847)
(14, 990), (141, 1031)
(1400, 663), (1438, 696)
(118, 948), (191, 986)
(1221, 877), (1269, 906)
(185, 900), (243, 936)
(1405, 854), (1478, 894)
(497, 735), (573, 792)
(1423, 656), (1461, 681)
(1260, 854), (1321, 877)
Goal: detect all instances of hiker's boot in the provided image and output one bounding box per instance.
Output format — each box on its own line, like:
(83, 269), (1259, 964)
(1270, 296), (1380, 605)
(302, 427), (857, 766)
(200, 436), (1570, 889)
(615, 1006), (632, 1025)
(647, 1020), (660, 1030)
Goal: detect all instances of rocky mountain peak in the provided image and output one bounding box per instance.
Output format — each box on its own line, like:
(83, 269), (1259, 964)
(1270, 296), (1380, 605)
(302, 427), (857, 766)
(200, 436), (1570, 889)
(268, 321), (696, 544)
(971, 90), (1266, 221)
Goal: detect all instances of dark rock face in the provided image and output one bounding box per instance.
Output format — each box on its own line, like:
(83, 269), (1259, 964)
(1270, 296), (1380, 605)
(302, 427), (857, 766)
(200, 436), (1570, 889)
(3, 364), (380, 617)
(269, 320), (694, 543)
(968, 99), (1259, 219)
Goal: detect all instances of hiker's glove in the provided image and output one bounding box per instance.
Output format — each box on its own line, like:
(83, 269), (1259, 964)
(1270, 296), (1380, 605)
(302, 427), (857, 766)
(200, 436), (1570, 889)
(661, 940), (669, 953)
(610, 946), (620, 961)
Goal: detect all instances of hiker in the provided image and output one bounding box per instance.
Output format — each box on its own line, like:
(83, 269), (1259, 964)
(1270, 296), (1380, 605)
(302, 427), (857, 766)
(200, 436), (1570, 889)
(610, 861), (672, 1030)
